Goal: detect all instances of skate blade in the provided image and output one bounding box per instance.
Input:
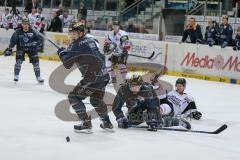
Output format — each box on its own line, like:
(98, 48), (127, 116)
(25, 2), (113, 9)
(38, 81), (44, 85)
(74, 129), (93, 134)
(101, 128), (115, 133)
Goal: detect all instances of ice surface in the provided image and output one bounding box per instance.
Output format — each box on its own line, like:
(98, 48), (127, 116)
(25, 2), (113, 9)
(0, 56), (239, 160)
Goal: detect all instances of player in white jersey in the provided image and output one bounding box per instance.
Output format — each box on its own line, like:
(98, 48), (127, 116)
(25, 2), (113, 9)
(11, 9), (22, 30)
(28, 7), (37, 27)
(103, 21), (131, 83)
(59, 10), (73, 28)
(159, 78), (202, 120)
(1, 8), (12, 29)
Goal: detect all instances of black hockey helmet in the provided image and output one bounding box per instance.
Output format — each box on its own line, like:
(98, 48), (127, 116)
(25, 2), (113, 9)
(175, 78), (186, 87)
(71, 22), (85, 33)
(129, 74), (143, 86)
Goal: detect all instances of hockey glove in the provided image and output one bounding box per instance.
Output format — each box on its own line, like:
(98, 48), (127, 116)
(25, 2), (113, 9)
(4, 48), (13, 56)
(57, 47), (67, 59)
(190, 111), (202, 120)
(117, 117), (129, 129)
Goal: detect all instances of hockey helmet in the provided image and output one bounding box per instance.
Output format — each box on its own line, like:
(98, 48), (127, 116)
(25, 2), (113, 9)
(175, 78), (186, 87)
(71, 21), (85, 33)
(22, 17), (30, 25)
(129, 74), (143, 86)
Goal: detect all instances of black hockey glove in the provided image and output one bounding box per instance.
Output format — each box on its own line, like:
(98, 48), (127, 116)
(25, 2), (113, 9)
(117, 117), (129, 129)
(57, 47), (67, 59)
(4, 48), (13, 56)
(190, 111), (202, 120)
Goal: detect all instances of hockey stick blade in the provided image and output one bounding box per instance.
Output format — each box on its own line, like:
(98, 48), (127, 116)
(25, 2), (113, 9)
(129, 51), (155, 59)
(131, 124), (228, 134)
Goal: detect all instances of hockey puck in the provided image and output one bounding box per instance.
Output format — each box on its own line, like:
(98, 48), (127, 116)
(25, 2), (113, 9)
(66, 136), (70, 142)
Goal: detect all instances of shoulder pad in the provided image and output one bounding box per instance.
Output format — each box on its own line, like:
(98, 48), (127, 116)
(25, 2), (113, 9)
(15, 28), (22, 33)
(184, 93), (194, 101)
(142, 82), (154, 90)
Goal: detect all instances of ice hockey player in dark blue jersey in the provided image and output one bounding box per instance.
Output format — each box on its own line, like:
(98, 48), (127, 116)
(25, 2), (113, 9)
(112, 74), (162, 131)
(3, 18), (44, 83)
(57, 22), (113, 133)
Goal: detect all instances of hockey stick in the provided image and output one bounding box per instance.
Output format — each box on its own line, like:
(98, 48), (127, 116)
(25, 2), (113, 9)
(130, 124), (227, 134)
(128, 51), (155, 59)
(11, 0), (60, 50)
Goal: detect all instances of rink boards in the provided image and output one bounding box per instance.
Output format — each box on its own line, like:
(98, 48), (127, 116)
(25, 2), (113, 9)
(0, 28), (239, 84)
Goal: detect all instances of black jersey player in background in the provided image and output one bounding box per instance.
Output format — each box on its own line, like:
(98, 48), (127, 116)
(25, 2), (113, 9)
(57, 22), (113, 133)
(4, 18), (44, 83)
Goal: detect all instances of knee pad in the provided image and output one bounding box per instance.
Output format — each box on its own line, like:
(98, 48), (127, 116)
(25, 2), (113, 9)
(29, 52), (39, 64)
(68, 92), (85, 106)
(71, 101), (86, 113)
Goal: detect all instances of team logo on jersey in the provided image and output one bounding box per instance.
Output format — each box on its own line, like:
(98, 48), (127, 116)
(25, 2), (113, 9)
(27, 33), (34, 37)
(23, 37), (29, 42)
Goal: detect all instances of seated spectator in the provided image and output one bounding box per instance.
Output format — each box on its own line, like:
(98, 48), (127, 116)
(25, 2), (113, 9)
(126, 18), (137, 33)
(233, 26), (240, 51)
(205, 19), (218, 46)
(219, 15), (233, 48)
(181, 17), (203, 43)
(47, 11), (62, 32)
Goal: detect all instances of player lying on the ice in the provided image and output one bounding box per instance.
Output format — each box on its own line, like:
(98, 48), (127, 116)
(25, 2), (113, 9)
(112, 74), (192, 130)
(153, 77), (202, 121)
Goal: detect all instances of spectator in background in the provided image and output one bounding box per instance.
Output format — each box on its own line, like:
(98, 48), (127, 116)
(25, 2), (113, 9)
(181, 17), (203, 43)
(59, 10), (73, 28)
(0, 8), (12, 29)
(204, 19), (218, 46)
(47, 11), (62, 32)
(137, 24), (148, 33)
(126, 18), (137, 32)
(233, 26), (240, 51)
(78, 2), (87, 20)
(57, 3), (64, 16)
(25, 0), (40, 13)
(11, 9), (22, 30)
(219, 15), (233, 48)
(0, 0), (4, 6)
